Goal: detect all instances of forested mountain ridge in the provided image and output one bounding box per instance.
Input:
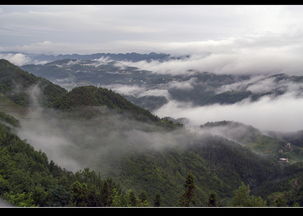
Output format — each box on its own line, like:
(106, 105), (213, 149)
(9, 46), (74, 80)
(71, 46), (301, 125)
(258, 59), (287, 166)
(53, 86), (160, 124)
(21, 52), (180, 63)
(21, 56), (303, 112)
(0, 59), (180, 129)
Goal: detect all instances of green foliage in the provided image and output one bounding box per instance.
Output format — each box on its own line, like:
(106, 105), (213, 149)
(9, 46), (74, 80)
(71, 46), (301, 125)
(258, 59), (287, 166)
(153, 194), (161, 207)
(3, 192), (36, 207)
(111, 188), (127, 207)
(0, 59), (67, 107)
(267, 192), (288, 207)
(231, 183), (267, 207)
(111, 136), (281, 206)
(208, 193), (217, 207)
(54, 86), (158, 121)
(125, 190), (137, 207)
(53, 86), (181, 129)
(179, 173), (196, 207)
(0, 119), (143, 207)
(0, 111), (20, 127)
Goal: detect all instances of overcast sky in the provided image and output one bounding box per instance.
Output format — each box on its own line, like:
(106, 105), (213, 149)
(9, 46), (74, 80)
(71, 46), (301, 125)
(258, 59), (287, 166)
(1, 5), (303, 54)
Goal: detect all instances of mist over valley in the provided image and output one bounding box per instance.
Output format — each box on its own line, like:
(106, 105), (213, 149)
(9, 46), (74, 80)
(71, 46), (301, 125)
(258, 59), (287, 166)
(1, 5), (303, 207)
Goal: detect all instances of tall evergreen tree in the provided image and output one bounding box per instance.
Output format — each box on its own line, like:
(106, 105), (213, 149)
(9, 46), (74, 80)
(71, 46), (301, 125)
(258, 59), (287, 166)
(208, 193), (217, 207)
(179, 172), (195, 207)
(71, 181), (89, 207)
(127, 190), (137, 207)
(100, 181), (112, 207)
(154, 194), (161, 207)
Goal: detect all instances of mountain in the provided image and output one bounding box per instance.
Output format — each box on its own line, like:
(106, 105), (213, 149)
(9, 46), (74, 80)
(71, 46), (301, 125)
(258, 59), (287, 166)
(53, 86), (159, 121)
(24, 52), (184, 63)
(52, 85), (181, 128)
(21, 57), (303, 112)
(0, 112), (150, 207)
(0, 59), (179, 128)
(201, 121), (283, 157)
(0, 59), (66, 108)
(108, 135), (282, 206)
(2, 60), (303, 206)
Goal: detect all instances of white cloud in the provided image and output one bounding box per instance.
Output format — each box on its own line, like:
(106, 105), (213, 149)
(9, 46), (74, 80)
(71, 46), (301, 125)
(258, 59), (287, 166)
(0, 53), (31, 66)
(139, 89), (170, 98)
(0, 52), (48, 65)
(154, 93), (303, 132)
(111, 34), (303, 76)
(166, 78), (196, 90)
(102, 84), (146, 97)
(217, 74), (303, 95)
(216, 75), (266, 93)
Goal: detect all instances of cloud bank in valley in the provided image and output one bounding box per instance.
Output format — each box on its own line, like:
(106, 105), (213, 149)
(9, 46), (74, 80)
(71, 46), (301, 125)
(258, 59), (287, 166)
(115, 35), (303, 76)
(16, 105), (199, 173)
(155, 93), (303, 132)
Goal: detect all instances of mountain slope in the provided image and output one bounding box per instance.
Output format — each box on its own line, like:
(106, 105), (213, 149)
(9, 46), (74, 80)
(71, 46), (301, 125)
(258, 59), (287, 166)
(0, 59), (180, 129)
(199, 120), (303, 163)
(0, 112), (150, 207)
(108, 135), (281, 206)
(0, 59), (67, 108)
(53, 85), (181, 128)
(54, 86), (159, 122)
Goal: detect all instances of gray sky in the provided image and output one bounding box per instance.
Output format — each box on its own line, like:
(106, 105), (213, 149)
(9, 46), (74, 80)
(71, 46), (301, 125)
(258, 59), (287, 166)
(1, 5), (303, 54)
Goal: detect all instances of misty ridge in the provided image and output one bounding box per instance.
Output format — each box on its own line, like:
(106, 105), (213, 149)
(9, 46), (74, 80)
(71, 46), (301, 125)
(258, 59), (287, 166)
(3, 50), (303, 174)
(13, 83), (275, 175)
(8, 50), (303, 133)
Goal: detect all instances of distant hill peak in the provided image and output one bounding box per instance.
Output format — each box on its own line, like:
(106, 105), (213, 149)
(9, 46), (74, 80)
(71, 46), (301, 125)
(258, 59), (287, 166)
(200, 120), (257, 131)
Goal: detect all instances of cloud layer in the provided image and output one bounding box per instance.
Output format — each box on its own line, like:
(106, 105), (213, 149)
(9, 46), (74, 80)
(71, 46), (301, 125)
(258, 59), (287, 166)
(155, 93), (303, 132)
(114, 34), (303, 76)
(0, 52), (47, 65)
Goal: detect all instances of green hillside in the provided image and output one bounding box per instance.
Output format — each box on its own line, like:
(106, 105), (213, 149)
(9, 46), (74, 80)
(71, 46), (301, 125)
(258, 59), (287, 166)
(53, 85), (181, 129)
(0, 59), (67, 108)
(107, 135), (281, 206)
(0, 112), (151, 207)
(200, 121), (303, 163)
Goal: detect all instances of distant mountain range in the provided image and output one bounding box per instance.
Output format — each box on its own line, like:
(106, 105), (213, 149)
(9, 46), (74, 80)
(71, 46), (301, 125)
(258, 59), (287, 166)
(21, 55), (303, 111)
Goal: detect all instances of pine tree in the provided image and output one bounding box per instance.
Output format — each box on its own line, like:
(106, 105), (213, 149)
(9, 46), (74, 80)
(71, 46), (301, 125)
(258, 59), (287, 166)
(71, 181), (89, 207)
(179, 172), (195, 207)
(208, 193), (217, 207)
(127, 190), (137, 207)
(154, 194), (161, 207)
(139, 192), (147, 203)
(100, 181), (113, 207)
